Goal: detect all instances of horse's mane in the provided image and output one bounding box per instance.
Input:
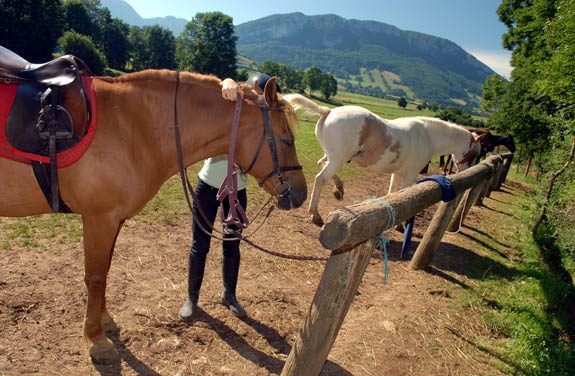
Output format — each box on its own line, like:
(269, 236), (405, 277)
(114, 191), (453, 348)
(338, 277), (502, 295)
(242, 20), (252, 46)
(416, 116), (471, 135)
(98, 70), (297, 133)
(98, 69), (222, 89)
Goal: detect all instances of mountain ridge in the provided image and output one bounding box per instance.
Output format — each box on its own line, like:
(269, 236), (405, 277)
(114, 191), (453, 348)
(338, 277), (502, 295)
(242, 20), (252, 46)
(100, 0), (188, 35)
(235, 12), (493, 107)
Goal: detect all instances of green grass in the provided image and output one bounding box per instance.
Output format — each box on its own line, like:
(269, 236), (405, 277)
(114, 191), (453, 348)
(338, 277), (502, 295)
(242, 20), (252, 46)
(453, 171), (575, 375)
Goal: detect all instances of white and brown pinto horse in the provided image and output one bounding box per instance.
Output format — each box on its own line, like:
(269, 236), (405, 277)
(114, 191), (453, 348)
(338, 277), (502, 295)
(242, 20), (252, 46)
(283, 94), (483, 226)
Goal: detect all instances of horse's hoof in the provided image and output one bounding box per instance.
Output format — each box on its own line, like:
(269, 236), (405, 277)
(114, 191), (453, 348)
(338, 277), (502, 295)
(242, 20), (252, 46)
(312, 216), (324, 227)
(333, 189), (344, 201)
(90, 339), (119, 365)
(395, 224), (405, 233)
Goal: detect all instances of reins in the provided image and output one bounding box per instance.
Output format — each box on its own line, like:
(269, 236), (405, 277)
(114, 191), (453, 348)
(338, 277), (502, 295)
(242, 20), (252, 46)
(172, 71), (326, 261)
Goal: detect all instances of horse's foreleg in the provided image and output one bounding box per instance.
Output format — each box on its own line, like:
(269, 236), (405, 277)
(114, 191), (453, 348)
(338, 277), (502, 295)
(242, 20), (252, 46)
(331, 174), (344, 200)
(82, 214), (123, 364)
(101, 219), (125, 335)
(309, 161), (341, 227)
(317, 154), (327, 166)
(388, 173), (403, 195)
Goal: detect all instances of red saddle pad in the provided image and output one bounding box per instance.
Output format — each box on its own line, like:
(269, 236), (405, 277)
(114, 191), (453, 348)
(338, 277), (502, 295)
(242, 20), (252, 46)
(0, 76), (98, 168)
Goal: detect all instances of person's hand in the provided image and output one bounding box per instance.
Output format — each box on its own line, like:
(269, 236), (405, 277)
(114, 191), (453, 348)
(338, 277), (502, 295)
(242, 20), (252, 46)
(220, 78), (244, 101)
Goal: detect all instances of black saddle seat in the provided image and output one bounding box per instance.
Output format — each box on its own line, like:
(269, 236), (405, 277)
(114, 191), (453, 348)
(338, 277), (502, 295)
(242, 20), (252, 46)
(0, 45), (86, 86)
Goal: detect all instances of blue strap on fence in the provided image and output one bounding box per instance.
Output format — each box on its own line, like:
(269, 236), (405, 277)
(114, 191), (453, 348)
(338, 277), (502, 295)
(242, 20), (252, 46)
(368, 198), (396, 284)
(400, 175), (457, 259)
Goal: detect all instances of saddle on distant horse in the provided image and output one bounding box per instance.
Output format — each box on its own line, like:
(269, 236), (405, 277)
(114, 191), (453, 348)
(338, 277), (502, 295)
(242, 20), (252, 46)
(0, 45), (97, 212)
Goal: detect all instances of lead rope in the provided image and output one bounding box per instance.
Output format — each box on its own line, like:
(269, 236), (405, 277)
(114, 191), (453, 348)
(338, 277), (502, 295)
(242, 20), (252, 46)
(368, 198), (396, 284)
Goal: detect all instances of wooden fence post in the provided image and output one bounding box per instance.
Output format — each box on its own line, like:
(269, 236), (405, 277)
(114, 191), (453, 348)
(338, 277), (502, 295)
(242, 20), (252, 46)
(409, 193), (464, 270)
(486, 156), (503, 198)
(495, 153), (514, 190)
(281, 238), (377, 376)
(448, 174), (492, 230)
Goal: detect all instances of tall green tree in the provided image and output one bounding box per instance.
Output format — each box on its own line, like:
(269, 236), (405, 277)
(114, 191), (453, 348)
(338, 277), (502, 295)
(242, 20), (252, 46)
(0, 0), (65, 62)
(63, 0), (130, 70)
(176, 12), (237, 79)
(397, 96), (408, 109)
(303, 67), (322, 95)
(320, 73), (338, 100)
(538, 0), (575, 136)
(59, 31), (107, 75)
(128, 25), (176, 70)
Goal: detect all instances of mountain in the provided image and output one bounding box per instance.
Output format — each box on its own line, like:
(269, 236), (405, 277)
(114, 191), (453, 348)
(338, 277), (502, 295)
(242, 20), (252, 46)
(100, 0), (188, 36)
(235, 13), (494, 107)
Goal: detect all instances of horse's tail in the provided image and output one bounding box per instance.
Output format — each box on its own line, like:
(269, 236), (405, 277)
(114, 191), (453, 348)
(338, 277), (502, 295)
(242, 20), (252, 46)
(282, 94), (331, 117)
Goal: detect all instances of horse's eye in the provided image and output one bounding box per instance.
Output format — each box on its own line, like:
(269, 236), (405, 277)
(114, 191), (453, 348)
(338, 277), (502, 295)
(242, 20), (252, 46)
(281, 139), (294, 147)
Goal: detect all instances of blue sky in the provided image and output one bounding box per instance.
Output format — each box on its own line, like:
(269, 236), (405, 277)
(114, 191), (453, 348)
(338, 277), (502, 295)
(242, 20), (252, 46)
(124, 0), (512, 77)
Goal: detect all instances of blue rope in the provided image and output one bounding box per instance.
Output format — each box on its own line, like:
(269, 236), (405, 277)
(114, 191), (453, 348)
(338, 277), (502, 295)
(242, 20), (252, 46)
(368, 199), (396, 284)
(400, 175), (457, 259)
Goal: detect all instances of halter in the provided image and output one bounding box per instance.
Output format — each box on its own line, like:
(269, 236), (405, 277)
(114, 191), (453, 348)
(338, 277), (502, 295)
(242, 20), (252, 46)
(454, 134), (476, 169)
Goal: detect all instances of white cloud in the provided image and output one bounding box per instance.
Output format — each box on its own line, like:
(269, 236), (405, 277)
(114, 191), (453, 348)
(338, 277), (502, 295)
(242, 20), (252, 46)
(468, 49), (513, 79)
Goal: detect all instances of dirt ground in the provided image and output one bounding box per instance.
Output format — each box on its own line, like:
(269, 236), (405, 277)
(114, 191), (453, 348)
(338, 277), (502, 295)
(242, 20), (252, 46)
(0, 166), (520, 376)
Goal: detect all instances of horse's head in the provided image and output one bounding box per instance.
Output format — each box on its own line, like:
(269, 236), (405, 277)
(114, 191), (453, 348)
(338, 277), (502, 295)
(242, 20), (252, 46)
(236, 78), (307, 210)
(504, 135), (516, 153)
(454, 132), (485, 171)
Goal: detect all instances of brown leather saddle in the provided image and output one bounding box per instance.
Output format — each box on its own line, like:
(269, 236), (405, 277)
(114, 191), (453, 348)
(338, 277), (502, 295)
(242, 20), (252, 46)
(0, 45), (93, 212)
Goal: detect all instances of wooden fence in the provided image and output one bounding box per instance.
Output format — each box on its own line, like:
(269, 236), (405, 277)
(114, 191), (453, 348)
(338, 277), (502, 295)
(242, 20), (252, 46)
(281, 153), (514, 376)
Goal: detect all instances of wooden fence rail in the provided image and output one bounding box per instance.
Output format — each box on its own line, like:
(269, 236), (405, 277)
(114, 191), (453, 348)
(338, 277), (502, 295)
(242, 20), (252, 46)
(281, 153), (514, 376)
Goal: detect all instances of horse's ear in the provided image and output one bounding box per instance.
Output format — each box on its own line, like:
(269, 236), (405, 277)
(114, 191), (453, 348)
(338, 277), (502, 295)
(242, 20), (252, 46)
(264, 77), (278, 106)
(473, 132), (487, 142)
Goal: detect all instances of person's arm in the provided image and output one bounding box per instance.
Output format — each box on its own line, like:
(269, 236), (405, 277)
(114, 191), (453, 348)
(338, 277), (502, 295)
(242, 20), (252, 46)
(220, 78), (244, 101)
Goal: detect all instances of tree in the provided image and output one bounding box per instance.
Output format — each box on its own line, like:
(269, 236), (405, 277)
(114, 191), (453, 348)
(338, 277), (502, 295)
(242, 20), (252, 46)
(144, 25), (176, 69)
(482, 74), (508, 113)
(303, 67), (322, 95)
(176, 12), (237, 79)
(128, 25), (176, 70)
(320, 73), (338, 100)
(63, 0), (96, 37)
(63, 0), (130, 70)
(397, 97), (408, 109)
(58, 31), (107, 75)
(0, 0), (65, 62)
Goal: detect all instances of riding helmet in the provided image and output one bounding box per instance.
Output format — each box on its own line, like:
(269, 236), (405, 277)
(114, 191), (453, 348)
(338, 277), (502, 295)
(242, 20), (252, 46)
(246, 73), (282, 92)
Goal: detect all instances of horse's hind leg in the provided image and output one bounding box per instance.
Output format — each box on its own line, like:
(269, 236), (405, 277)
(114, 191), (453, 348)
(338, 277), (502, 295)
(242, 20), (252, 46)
(82, 214), (124, 364)
(332, 174), (344, 200)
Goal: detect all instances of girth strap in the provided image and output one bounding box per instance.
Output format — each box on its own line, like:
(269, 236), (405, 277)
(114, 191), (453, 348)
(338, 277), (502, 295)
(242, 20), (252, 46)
(32, 161), (71, 213)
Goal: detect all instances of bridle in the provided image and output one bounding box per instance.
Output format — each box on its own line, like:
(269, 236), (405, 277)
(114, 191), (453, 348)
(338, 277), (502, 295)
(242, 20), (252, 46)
(172, 71), (301, 238)
(241, 95), (302, 191)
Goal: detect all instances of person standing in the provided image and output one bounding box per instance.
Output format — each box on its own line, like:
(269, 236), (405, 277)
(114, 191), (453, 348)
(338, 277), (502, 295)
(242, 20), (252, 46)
(179, 73), (277, 321)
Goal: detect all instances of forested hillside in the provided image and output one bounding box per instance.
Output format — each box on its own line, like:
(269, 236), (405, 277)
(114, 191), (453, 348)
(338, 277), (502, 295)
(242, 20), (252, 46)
(236, 13), (494, 107)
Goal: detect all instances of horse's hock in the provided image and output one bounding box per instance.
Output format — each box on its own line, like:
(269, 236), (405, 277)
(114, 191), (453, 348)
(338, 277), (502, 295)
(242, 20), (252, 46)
(281, 153), (513, 376)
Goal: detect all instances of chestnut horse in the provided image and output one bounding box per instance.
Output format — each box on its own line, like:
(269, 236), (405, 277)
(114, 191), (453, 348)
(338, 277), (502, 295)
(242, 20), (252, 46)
(283, 94), (482, 226)
(0, 70), (307, 363)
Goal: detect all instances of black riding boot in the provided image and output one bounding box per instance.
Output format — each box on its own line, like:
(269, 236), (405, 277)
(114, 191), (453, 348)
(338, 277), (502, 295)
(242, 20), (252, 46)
(221, 255), (246, 317)
(179, 252), (207, 321)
